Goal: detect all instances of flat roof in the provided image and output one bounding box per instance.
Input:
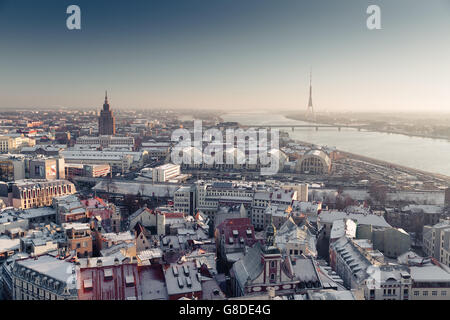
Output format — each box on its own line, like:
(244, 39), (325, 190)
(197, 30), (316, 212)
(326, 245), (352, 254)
(410, 265), (450, 282)
(17, 255), (75, 283)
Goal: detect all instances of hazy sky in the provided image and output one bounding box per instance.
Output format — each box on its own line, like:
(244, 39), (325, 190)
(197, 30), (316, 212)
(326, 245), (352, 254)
(1, 0), (450, 112)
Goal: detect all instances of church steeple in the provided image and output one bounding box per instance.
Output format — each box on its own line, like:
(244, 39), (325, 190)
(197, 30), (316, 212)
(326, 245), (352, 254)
(264, 214), (278, 253)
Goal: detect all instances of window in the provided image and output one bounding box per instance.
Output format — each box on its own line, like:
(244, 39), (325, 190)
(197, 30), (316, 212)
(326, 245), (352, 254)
(414, 291), (419, 296)
(432, 291), (437, 296)
(423, 291), (428, 296)
(442, 291), (447, 296)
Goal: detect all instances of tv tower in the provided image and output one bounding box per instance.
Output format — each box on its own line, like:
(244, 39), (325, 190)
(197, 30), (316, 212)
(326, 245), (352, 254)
(306, 70), (315, 120)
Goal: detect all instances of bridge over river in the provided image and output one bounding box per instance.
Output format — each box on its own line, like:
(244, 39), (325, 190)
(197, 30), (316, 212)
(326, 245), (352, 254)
(239, 124), (365, 131)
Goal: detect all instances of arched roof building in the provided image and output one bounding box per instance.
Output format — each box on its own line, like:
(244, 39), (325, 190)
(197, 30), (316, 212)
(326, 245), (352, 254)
(298, 149), (331, 175)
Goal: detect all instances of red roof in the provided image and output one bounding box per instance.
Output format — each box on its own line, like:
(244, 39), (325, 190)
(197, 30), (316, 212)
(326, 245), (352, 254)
(164, 212), (185, 219)
(78, 264), (140, 300)
(216, 218), (256, 246)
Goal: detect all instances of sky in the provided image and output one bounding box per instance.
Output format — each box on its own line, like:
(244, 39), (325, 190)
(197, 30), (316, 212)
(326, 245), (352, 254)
(0, 0), (450, 113)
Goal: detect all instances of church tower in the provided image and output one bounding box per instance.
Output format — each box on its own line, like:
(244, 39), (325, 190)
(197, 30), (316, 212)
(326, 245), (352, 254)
(261, 216), (282, 284)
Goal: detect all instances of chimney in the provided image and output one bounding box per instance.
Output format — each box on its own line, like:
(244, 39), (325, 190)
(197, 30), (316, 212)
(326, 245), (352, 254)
(267, 287), (275, 300)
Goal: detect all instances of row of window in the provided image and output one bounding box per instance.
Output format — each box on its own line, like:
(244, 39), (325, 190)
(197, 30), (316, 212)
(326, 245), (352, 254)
(21, 185), (72, 199)
(413, 290), (447, 296)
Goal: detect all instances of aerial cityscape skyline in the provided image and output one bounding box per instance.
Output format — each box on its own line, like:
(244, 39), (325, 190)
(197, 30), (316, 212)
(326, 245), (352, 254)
(0, 0), (450, 307)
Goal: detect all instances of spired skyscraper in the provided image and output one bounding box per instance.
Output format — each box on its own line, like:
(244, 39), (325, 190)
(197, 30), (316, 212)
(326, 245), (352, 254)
(98, 91), (116, 135)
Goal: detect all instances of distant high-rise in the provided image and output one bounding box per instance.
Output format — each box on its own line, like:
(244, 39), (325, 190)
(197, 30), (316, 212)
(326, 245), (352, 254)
(445, 187), (450, 208)
(98, 91), (116, 136)
(306, 71), (315, 120)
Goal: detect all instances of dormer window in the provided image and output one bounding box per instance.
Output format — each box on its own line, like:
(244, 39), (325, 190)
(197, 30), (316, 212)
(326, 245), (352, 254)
(125, 275), (135, 287)
(83, 279), (93, 291)
(104, 268), (113, 280)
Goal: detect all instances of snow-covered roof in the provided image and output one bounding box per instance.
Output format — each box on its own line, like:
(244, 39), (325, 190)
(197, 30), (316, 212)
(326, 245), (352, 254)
(319, 211), (390, 228)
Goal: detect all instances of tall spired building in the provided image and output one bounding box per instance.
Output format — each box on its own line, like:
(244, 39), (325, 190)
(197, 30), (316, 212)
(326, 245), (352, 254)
(306, 71), (315, 120)
(98, 91), (116, 135)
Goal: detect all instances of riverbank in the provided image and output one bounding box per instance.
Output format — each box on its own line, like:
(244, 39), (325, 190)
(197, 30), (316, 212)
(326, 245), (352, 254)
(286, 135), (450, 184)
(222, 112), (450, 177)
(284, 114), (450, 142)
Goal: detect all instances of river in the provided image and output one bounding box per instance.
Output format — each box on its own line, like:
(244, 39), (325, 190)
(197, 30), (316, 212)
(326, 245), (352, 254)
(221, 112), (450, 177)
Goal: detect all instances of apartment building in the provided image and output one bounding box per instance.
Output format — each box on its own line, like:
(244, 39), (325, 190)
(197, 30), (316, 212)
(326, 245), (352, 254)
(0, 155), (26, 181)
(252, 189), (297, 230)
(62, 223), (93, 258)
(196, 181), (254, 224)
(7, 254), (78, 300)
(28, 157), (65, 180)
(423, 220), (450, 264)
(152, 163), (180, 182)
(0, 179), (76, 209)
(65, 163), (111, 178)
(329, 237), (384, 290)
(363, 265), (412, 300)
(173, 185), (196, 216)
(410, 263), (450, 300)
(0, 134), (35, 154)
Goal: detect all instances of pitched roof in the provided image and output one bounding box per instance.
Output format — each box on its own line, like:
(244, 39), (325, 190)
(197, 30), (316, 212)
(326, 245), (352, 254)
(128, 207), (152, 222)
(232, 242), (264, 289)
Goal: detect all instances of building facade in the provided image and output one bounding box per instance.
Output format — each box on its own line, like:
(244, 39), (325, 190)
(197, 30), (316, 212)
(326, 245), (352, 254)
(0, 179), (76, 209)
(76, 135), (134, 148)
(8, 255), (78, 300)
(152, 163), (181, 182)
(423, 220), (450, 264)
(297, 149), (331, 175)
(98, 92), (116, 136)
(174, 185), (196, 216)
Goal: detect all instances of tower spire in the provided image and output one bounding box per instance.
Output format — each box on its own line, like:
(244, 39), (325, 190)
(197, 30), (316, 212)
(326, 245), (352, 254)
(99, 90), (115, 135)
(306, 69), (314, 120)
